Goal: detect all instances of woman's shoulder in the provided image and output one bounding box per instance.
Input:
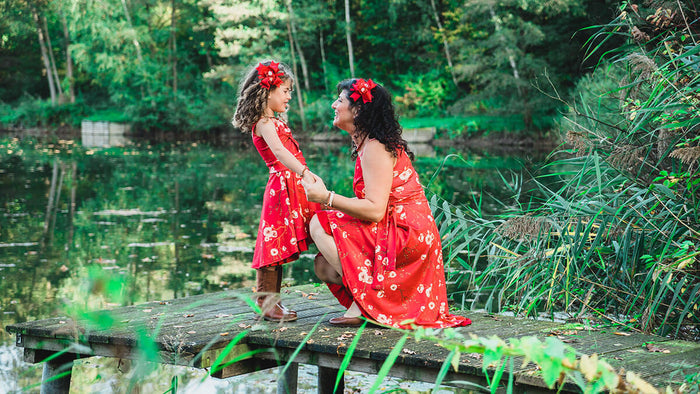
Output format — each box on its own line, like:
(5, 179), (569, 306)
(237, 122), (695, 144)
(360, 139), (396, 166)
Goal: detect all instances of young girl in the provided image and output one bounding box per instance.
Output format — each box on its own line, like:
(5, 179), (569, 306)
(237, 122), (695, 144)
(233, 60), (319, 322)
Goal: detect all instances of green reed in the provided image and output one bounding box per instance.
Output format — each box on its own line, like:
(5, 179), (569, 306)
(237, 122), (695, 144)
(432, 1), (699, 338)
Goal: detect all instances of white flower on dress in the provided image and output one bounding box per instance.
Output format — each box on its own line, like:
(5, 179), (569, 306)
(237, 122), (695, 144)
(291, 210), (299, 219)
(358, 268), (373, 285)
(399, 168), (413, 181)
(426, 285), (432, 297)
(388, 271), (397, 278)
(376, 314), (392, 325)
(390, 284), (398, 291)
(428, 302), (436, 310)
(336, 212), (345, 218)
(375, 245), (381, 253)
(368, 305), (374, 310)
(417, 284), (425, 293)
(285, 171), (291, 178)
(330, 223), (338, 230)
(395, 186), (404, 193)
(360, 293), (367, 300)
(439, 303), (446, 313)
(263, 226), (275, 237)
(270, 189), (276, 197)
(425, 232), (435, 246)
(285, 198), (290, 206)
(420, 254), (427, 261)
(377, 290), (385, 298)
(343, 231), (348, 238)
(418, 234), (424, 242)
(392, 170), (399, 177)
(376, 274), (384, 282)
(395, 205), (404, 213)
(352, 288), (358, 294)
(290, 238), (297, 245)
(270, 248), (279, 256)
(364, 259), (372, 267)
(420, 306), (425, 312)
(284, 218), (289, 226)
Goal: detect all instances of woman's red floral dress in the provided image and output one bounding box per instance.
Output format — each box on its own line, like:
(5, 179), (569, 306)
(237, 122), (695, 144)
(251, 118), (319, 269)
(317, 148), (471, 329)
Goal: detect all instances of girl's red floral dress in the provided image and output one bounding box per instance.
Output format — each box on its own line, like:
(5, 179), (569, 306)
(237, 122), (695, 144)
(317, 148), (471, 329)
(251, 118), (319, 269)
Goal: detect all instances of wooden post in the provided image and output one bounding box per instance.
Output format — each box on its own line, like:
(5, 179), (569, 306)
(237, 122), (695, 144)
(277, 362), (298, 394)
(24, 350), (77, 394)
(318, 366), (344, 394)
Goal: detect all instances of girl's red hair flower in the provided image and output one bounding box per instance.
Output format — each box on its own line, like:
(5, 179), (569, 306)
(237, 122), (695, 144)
(256, 61), (284, 89)
(350, 79), (377, 103)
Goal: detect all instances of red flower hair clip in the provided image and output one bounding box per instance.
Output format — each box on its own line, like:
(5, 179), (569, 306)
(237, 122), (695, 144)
(256, 61), (284, 89)
(350, 79), (377, 103)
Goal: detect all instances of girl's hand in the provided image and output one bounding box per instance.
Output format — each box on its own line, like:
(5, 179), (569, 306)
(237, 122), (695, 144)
(302, 174), (328, 203)
(302, 169), (316, 185)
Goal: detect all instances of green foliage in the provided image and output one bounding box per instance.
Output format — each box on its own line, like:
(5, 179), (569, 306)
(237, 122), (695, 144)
(0, 96), (92, 128)
(412, 327), (658, 393)
(430, 0), (700, 338)
(1, 0), (610, 135)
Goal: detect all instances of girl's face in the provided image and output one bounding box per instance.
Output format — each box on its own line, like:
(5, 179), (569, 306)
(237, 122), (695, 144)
(332, 90), (355, 132)
(266, 80), (293, 114)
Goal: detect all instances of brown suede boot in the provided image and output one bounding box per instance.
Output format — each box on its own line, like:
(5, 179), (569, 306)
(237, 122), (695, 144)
(255, 266), (297, 322)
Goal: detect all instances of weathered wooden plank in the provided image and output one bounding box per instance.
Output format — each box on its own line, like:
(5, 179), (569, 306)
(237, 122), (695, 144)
(6, 284), (699, 394)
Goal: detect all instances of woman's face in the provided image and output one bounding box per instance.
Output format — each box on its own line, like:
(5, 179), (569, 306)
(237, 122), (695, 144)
(267, 80), (293, 113)
(332, 90), (355, 132)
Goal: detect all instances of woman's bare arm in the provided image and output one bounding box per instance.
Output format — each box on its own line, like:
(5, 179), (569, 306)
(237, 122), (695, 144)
(303, 139), (394, 222)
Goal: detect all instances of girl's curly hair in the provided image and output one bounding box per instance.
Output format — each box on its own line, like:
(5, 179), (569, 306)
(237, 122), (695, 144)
(232, 60), (294, 133)
(337, 79), (413, 160)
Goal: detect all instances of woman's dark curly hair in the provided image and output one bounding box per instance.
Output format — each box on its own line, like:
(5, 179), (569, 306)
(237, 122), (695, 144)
(232, 60), (294, 133)
(337, 79), (413, 160)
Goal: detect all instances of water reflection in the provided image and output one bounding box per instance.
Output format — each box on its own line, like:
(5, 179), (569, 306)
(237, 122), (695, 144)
(0, 134), (551, 389)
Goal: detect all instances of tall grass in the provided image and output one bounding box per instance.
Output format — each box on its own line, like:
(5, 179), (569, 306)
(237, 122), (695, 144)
(435, 0), (699, 338)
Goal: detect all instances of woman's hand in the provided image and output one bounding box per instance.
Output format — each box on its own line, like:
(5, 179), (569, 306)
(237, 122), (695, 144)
(302, 174), (328, 204)
(302, 168), (316, 185)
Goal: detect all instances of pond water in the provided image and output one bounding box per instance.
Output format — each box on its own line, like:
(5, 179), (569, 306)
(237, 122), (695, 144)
(0, 133), (551, 392)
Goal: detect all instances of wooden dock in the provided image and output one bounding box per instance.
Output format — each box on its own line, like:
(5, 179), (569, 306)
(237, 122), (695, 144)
(6, 284), (699, 393)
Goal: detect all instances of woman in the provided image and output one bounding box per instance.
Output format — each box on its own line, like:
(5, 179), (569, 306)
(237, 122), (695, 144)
(302, 78), (471, 329)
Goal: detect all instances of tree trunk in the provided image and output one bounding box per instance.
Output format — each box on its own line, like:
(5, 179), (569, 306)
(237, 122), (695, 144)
(489, 6), (521, 86)
(170, 0), (178, 94)
(344, 0), (355, 77)
(60, 12), (75, 103)
(489, 6), (529, 127)
(429, 0), (458, 87)
(121, 0), (153, 105)
(30, 4), (57, 105)
(120, 0), (144, 63)
(286, 21), (307, 130)
(42, 14), (65, 104)
(319, 32), (328, 92)
(286, 0), (309, 92)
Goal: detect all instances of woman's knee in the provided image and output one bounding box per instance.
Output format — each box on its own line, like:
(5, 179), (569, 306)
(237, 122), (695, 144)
(314, 254), (342, 285)
(309, 215), (323, 240)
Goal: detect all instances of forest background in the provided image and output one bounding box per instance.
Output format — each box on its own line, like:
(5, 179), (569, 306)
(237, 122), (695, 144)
(2, 0), (622, 137)
(1, 0), (699, 351)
